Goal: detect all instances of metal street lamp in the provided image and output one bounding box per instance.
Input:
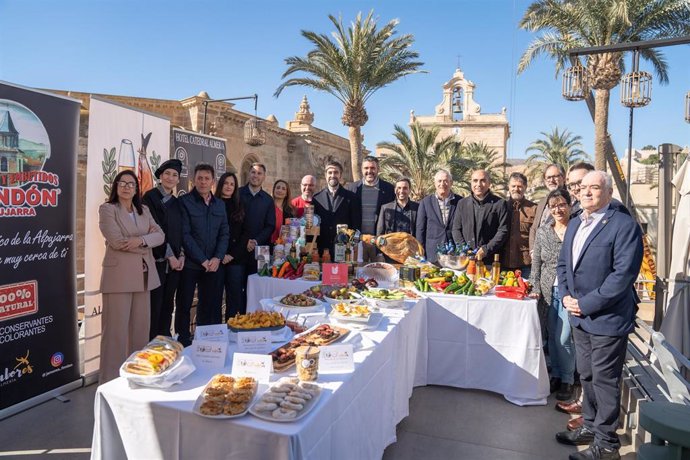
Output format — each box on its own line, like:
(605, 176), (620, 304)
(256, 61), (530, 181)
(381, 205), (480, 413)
(202, 94), (266, 146)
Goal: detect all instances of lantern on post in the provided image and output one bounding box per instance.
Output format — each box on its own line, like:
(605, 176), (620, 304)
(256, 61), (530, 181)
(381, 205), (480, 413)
(562, 62), (587, 101)
(244, 117), (266, 146)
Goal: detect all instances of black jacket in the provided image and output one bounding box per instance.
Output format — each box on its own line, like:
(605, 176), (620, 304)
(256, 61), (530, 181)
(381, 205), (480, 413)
(451, 191), (509, 261)
(179, 188), (229, 271)
(376, 200), (419, 236)
(222, 198), (251, 265)
(416, 194), (461, 263)
(142, 187), (183, 261)
(238, 185), (276, 247)
(312, 186), (360, 255)
(345, 179), (395, 233)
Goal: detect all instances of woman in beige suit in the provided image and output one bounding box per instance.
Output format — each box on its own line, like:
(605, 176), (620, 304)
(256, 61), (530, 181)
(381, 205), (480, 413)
(99, 170), (165, 384)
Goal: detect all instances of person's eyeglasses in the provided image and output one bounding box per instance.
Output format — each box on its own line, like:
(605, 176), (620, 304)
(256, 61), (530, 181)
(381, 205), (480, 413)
(567, 181), (581, 190)
(579, 184), (601, 192)
(549, 203), (569, 211)
(117, 181), (136, 189)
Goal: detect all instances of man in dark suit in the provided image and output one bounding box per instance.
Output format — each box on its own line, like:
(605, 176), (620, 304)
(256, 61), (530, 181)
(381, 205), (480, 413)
(555, 171), (643, 460)
(312, 160), (360, 257)
(452, 169), (509, 262)
(416, 169), (460, 263)
(346, 155), (394, 261)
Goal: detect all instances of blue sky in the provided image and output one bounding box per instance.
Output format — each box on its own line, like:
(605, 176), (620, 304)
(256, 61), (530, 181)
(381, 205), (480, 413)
(1, 0), (689, 161)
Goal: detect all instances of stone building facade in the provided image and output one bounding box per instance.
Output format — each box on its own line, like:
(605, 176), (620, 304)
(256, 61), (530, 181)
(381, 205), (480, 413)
(47, 89), (354, 272)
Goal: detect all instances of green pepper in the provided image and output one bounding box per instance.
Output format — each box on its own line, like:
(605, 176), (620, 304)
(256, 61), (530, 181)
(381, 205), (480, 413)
(443, 282), (459, 294)
(468, 283), (475, 296)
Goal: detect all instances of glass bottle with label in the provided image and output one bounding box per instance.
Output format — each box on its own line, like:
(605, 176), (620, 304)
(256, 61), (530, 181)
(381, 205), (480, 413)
(491, 254), (501, 285)
(322, 249), (331, 263)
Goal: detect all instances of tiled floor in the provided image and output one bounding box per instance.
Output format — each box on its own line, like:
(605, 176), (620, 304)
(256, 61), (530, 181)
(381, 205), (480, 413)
(0, 383), (634, 459)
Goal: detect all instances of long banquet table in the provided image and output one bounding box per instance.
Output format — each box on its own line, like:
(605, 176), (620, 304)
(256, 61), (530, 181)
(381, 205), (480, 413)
(91, 276), (548, 459)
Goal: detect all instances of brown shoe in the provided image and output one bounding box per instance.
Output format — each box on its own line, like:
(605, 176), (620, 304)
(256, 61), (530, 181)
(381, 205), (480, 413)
(556, 400), (582, 415)
(567, 416), (584, 431)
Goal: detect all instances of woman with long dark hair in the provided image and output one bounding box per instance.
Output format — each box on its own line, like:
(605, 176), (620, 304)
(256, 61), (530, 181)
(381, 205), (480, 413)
(98, 170), (164, 384)
(270, 179), (294, 243)
(216, 172), (250, 318)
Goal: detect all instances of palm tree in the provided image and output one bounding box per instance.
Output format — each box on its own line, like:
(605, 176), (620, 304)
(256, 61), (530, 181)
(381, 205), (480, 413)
(377, 123), (462, 200)
(518, 0), (690, 170)
(525, 127), (589, 183)
(275, 11), (425, 181)
(456, 142), (508, 196)
(377, 124), (507, 199)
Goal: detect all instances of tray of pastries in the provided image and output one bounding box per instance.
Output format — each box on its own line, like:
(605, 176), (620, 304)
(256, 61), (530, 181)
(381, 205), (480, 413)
(249, 377), (321, 422)
(270, 324), (349, 372)
(193, 375), (258, 419)
(120, 335), (184, 378)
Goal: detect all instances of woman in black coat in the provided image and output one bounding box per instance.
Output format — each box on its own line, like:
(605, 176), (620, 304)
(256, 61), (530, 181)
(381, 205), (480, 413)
(215, 172), (251, 318)
(141, 159), (184, 339)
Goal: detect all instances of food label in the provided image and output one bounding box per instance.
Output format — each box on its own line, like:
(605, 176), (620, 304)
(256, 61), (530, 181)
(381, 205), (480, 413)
(322, 263), (348, 285)
(318, 344), (355, 374)
(194, 324), (229, 342)
(237, 331), (272, 354)
(192, 339), (228, 369)
(231, 352), (272, 383)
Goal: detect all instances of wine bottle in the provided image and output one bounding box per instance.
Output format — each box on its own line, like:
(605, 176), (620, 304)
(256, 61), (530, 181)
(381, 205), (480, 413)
(491, 254), (501, 285)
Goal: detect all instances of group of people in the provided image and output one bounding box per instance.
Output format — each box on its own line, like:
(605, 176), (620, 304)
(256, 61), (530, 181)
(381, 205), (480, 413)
(97, 154), (642, 460)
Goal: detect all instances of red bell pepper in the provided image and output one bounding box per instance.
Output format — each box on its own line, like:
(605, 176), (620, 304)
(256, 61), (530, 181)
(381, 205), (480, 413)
(496, 291), (525, 300)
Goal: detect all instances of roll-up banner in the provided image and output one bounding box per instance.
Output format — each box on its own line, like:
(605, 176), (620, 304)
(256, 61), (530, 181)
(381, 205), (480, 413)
(0, 81), (81, 418)
(172, 128), (226, 194)
(83, 96), (169, 379)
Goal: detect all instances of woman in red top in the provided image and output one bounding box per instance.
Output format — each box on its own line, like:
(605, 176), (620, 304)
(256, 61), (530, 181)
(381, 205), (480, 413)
(271, 179), (295, 243)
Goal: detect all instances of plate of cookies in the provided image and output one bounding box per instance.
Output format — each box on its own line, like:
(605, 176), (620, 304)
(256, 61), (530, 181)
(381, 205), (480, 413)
(193, 375), (259, 419)
(249, 377), (322, 422)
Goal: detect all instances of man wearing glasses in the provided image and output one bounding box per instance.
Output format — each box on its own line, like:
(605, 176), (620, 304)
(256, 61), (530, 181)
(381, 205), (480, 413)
(566, 162), (595, 218)
(530, 164), (566, 255)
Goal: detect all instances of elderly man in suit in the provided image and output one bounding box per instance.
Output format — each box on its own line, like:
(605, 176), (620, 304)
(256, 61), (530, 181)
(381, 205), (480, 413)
(312, 160), (360, 257)
(555, 171), (643, 460)
(452, 169), (509, 262)
(530, 163), (566, 254)
(416, 169), (460, 263)
(346, 155), (395, 261)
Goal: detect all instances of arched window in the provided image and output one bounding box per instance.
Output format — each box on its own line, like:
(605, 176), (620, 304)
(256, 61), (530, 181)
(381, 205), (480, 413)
(0, 157), (8, 172)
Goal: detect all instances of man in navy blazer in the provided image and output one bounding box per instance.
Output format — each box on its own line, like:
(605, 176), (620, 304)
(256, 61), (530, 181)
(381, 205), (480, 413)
(416, 169), (461, 263)
(555, 171), (643, 460)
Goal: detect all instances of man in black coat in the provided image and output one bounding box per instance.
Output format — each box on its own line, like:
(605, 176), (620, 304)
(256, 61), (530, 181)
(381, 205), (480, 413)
(416, 169), (461, 263)
(345, 155), (394, 261)
(313, 160), (360, 257)
(238, 162), (275, 275)
(451, 169), (509, 262)
(377, 177), (418, 235)
(142, 159), (184, 339)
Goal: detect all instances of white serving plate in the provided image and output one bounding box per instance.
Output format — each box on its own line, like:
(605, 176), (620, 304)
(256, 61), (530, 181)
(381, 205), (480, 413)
(229, 326), (294, 343)
(272, 296), (325, 313)
(330, 312), (384, 331)
(249, 383), (322, 423)
(192, 376), (261, 420)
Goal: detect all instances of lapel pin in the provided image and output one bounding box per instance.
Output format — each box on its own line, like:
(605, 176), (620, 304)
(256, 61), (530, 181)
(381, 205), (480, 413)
(602, 219), (607, 224)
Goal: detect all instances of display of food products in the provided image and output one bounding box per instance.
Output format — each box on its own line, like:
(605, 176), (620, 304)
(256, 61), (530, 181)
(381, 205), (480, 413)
(196, 375), (258, 418)
(279, 293), (317, 307)
(301, 263), (320, 281)
(414, 270), (493, 296)
(270, 324), (349, 372)
(227, 311), (285, 330)
(332, 303), (371, 318)
(121, 335), (184, 376)
(360, 288), (406, 300)
(249, 377), (322, 422)
(324, 286), (360, 300)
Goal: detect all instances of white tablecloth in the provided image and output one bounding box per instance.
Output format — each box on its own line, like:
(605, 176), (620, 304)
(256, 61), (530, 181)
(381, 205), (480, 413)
(424, 293), (549, 405)
(91, 300), (425, 460)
